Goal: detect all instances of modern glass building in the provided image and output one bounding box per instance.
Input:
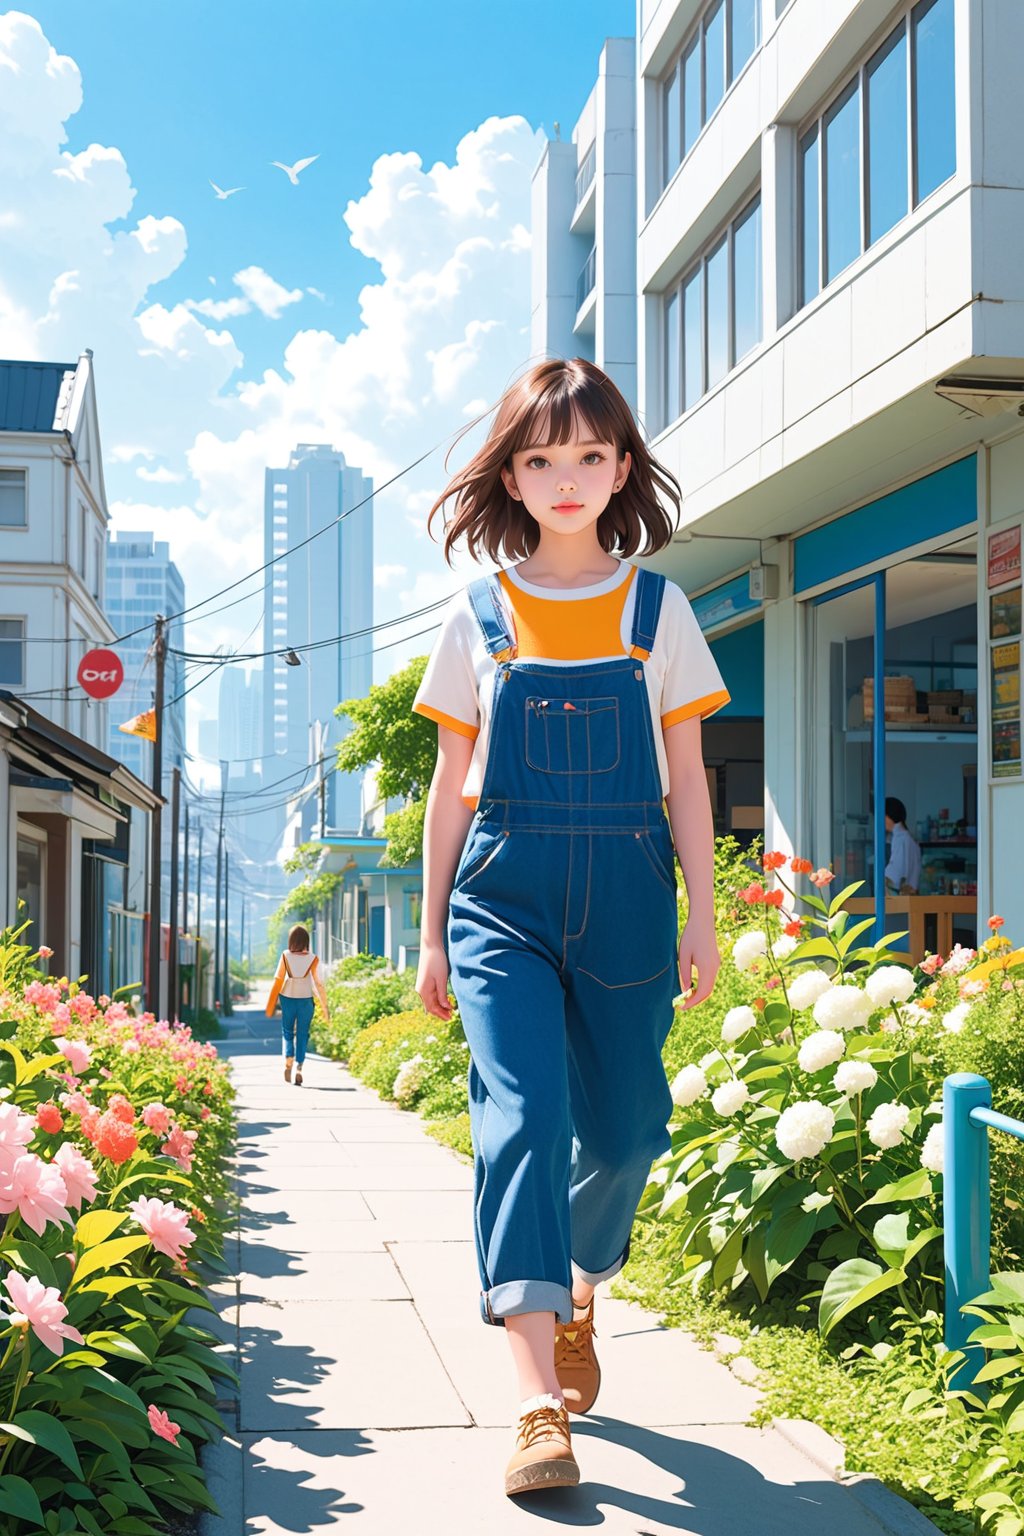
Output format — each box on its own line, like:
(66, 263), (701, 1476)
(105, 531), (185, 787)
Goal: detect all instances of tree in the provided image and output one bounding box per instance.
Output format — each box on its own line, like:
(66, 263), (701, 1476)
(334, 655), (436, 866)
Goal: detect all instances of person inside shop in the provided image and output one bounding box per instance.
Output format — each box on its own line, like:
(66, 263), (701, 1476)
(885, 796), (922, 895)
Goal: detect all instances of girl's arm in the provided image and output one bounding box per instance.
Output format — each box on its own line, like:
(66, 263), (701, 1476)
(663, 716), (720, 1009)
(416, 725), (476, 1020)
(312, 957), (329, 1017)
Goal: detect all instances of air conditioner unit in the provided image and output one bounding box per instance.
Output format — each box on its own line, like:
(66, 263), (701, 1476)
(934, 375), (1024, 418)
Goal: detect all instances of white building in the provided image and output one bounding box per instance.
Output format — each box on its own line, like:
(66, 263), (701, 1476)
(0, 353), (113, 746)
(536, 0), (1024, 953)
(261, 444), (373, 840)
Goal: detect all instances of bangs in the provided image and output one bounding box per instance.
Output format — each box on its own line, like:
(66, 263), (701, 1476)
(507, 373), (624, 458)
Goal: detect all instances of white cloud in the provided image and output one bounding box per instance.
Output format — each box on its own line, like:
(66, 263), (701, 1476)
(136, 464), (186, 484)
(373, 563), (407, 587)
(234, 265), (303, 318)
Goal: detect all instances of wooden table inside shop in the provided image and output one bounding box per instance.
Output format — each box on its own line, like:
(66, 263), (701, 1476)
(844, 895), (977, 963)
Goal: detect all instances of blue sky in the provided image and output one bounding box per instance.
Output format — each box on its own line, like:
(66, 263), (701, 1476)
(24, 0), (632, 375)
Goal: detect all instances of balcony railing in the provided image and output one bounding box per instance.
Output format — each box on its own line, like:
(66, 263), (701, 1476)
(944, 1072), (1024, 1387)
(576, 246), (597, 312)
(575, 142), (596, 207)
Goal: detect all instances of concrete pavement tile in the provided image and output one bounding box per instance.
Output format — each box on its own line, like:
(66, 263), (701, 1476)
(360, 1189), (474, 1239)
(241, 1189), (373, 1221)
(341, 1137), (467, 1167)
(239, 1249), (410, 1302)
(237, 1120), (341, 1143)
(238, 1422), (891, 1536)
(240, 1223), (390, 1254)
(242, 1162), (474, 1192)
(235, 1142), (357, 1169)
(239, 1299), (470, 1431)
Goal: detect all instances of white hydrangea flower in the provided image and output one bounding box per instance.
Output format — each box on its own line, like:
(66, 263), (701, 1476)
(864, 965), (916, 1008)
(866, 1100), (911, 1150)
(942, 1002), (972, 1035)
(670, 1064), (709, 1107)
(833, 1059), (878, 1095)
(920, 1121), (944, 1173)
(771, 934), (798, 961)
(787, 970), (833, 1011)
(940, 943), (976, 978)
(711, 1078), (750, 1116)
(699, 1050), (722, 1071)
(722, 1005), (758, 1044)
(425, 1034), (437, 1044)
(775, 1100), (836, 1160)
(392, 1054), (428, 1105)
(798, 1029), (846, 1073)
(813, 983), (874, 1033)
(901, 1002), (931, 1027)
(732, 930), (768, 973)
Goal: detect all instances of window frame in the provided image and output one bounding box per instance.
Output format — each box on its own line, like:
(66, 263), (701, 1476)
(797, 0), (955, 311)
(0, 468), (28, 530)
(0, 617), (27, 688)
(659, 0), (762, 191)
(663, 190), (763, 427)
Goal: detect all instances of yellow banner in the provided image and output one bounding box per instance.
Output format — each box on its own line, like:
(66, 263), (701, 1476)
(117, 709), (156, 742)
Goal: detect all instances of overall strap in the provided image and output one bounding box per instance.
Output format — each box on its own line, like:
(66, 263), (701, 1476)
(466, 575), (517, 662)
(629, 568), (667, 661)
(281, 953), (293, 978)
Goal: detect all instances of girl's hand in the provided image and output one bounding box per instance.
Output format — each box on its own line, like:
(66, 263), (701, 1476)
(677, 921), (720, 1009)
(416, 940), (454, 1021)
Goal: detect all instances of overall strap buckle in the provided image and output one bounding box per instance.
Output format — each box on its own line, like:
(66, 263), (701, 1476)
(629, 568), (666, 661)
(467, 574), (518, 661)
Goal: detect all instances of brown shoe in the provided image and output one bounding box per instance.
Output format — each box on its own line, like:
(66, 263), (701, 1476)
(555, 1296), (601, 1415)
(283, 1057), (293, 1084)
(295, 1067), (303, 1087)
(504, 1398), (579, 1497)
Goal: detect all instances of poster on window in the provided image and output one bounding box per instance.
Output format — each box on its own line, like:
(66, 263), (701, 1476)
(990, 586), (1022, 640)
(988, 526), (1022, 589)
(992, 640), (1022, 777)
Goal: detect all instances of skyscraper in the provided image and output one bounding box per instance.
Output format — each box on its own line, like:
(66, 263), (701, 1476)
(261, 445), (373, 837)
(105, 531), (185, 785)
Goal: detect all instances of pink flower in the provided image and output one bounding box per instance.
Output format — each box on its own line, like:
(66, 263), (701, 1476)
(37, 945), (54, 960)
(0, 1152), (72, 1236)
(940, 944), (977, 978)
(200, 1107), (211, 1120)
(68, 992), (94, 1021)
(141, 1103), (171, 1136)
(174, 1076), (190, 1094)
(919, 954), (942, 976)
(809, 868), (835, 887)
(54, 1036), (92, 1074)
(128, 1196), (196, 1263)
(0, 1103), (36, 1155)
(147, 1404), (181, 1445)
(79, 1106), (101, 1144)
(106, 1094), (135, 1125)
(960, 978), (988, 1001)
(53, 1141), (98, 1211)
(23, 981), (60, 1013)
(161, 1124), (198, 1173)
(59, 1091), (90, 1117)
(121, 1039), (140, 1054)
(4, 1272), (84, 1356)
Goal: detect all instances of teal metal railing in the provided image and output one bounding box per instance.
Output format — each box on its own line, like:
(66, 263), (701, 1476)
(944, 1072), (1024, 1388)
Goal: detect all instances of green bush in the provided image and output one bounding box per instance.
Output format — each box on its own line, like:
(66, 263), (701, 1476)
(334, 952), (389, 981)
(347, 1008), (469, 1117)
(315, 972), (419, 1060)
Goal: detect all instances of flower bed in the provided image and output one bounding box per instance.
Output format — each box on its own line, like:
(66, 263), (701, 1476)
(0, 922), (236, 1534)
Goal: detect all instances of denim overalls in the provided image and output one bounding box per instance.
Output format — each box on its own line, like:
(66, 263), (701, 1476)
(446, 567), (679, 1328)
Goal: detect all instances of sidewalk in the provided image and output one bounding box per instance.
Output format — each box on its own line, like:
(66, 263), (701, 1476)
(199, 999), (941, 1535)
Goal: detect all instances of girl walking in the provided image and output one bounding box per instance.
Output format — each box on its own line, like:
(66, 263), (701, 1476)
(413, 358), (728, 1497)
(265, 924), (329, 1087)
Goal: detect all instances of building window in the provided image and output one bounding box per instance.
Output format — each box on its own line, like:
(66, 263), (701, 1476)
(404, 887), (422, 929)
(660, 0), (761, 188)
(664, 194), (762, 422)
(0, 469), (26, 527)
(799, 0), (954, 307)
(0, 619), (25, 686)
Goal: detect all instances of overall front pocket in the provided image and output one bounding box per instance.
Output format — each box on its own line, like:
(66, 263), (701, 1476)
(454, 827), (510, 890)
(524, 695), (620, 775)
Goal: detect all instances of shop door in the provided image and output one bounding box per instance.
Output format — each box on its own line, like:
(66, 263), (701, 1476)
(809, 581), (878, 890)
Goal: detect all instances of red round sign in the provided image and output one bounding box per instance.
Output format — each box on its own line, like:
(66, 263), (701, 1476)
(77, 648), (124, 700)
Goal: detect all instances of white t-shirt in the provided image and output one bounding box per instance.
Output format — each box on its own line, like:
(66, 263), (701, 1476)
(886, 823), (923, 892)
(412, 560), (729, 808)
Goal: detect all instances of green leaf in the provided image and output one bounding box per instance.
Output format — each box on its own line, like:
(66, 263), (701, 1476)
(0, 1475), (44, 1526)
(765, 1205), (818, 1285)
(836, 919), (877, 957)
(828, 881), (867, 917)
(872, 1211), (910, 1265)
(75, 1210), (128, 1249)
(818, 1258), (906, 1338)
(858, 1169), (934, 1208)
(743, 1224), (770, 1301)
(1, 1240), (60, 1290)
(2, 1409), (83, 1478)
(69, 1236), (151, 1289)
(84, 1330), (151, 1364)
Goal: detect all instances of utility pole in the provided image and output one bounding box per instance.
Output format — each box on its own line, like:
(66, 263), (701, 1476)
(239, 895), (246, 992)
(182, 799), (190, 1015)
(147, 615), (167, 1018)
(224, 850), (231, 1016)
(167, 765), (181, 1022)
(195, 821), (203, 1017)
(214, 761), (226, 1015)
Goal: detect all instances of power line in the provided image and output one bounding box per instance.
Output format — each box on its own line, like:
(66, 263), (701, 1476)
(168, 592), (453, 665)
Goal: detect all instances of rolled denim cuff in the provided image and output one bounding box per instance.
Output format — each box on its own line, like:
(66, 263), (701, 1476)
(480, 1280), (574, 1327)
(571, 1235), (631, 1287)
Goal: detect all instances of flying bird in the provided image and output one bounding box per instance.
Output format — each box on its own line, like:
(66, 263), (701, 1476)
(271, 155), (320, 186)
(210, 180), (244, 199)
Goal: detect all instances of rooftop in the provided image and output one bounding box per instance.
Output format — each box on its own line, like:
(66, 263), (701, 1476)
(0, 359), (77, 433)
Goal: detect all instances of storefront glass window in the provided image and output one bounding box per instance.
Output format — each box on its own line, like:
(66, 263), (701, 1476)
(913, 0), (956, 202)
(811, 585), (875, 890)
(824, 79), (861, 283)
(16, 835), (44, 944)
(799, 127), (820, 306)
(866, 26), (908, 245)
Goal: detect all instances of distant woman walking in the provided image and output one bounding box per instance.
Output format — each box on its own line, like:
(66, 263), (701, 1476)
(265, 924), (329, 1087)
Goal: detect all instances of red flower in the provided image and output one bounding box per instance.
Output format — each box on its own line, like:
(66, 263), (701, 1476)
(989, 915), (1006, 931)
(35, 1103), (63, 1134)
(174, 1076), (190, 1094)
(919, 954), (942, 976)
(202, 1081), (214, 1095)
(784, 919), (803, 937)
(739, 883), (766, 905)
(107, 1093), (136, 1125)
(790, 857), (813, 875)
(762, 850), (787, 872)
(94, 1111), (138, 1165)
(809, 868), (835, 888)
(764, 889), (785, 908)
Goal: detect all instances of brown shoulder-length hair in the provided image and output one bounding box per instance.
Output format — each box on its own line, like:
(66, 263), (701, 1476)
(287, 924), (310, 953)
(427, 358), (681, 566)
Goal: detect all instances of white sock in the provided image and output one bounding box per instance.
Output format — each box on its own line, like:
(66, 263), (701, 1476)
(519, 1392), (563, 1416)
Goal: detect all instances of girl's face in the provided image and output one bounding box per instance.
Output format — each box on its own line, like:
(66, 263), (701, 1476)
(500, 425), (630, 539)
